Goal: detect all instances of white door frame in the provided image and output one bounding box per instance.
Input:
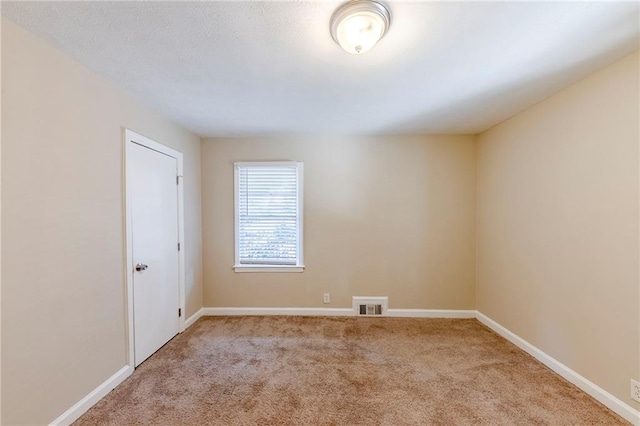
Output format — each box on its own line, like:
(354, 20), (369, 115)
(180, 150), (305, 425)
(124, 128), (186, 368)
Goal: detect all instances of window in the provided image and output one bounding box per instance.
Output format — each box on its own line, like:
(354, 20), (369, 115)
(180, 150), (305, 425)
(234, 162), (304, 272)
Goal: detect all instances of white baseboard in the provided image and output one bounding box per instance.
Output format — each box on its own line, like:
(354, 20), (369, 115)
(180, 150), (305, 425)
(201, 307), (476, 318)
(475, 311), (640, 425)
(387, 309), (475, 318)
(202, 307), (355, 316)
(185, 307), (204, 329)
(49, 365), (133, 426)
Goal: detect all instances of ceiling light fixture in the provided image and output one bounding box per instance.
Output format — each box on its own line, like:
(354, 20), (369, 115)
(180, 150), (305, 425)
(330, 0), (391, 55)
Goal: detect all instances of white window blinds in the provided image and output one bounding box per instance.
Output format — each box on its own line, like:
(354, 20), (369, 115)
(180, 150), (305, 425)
(235, 162), (303, 268)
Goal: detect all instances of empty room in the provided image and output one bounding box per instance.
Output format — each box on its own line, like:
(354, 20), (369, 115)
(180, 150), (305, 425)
(1, 1), (639, 425)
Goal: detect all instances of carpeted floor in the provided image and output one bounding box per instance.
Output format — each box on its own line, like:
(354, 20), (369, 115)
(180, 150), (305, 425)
(74, 316), (627, 425)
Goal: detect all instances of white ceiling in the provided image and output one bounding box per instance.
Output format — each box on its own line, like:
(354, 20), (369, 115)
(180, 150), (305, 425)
(3, 1), (639, 137)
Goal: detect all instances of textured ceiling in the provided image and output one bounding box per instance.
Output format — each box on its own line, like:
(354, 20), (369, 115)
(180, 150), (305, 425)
(2, 1), (639, 137)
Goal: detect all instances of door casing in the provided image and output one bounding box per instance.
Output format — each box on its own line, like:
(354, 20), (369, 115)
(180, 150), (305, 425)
(124, 128), (186, 368)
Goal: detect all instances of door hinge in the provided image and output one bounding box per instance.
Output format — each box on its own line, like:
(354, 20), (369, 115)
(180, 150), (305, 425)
(178, 308), (182, 317)
(178, 242), (181, 251)
(176, 176), (179, 185)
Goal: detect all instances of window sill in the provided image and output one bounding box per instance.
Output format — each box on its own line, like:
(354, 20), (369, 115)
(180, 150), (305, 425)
(233, 265), (305, 273)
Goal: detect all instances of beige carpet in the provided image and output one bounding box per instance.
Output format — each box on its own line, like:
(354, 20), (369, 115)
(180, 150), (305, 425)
(74, 316), (627, 425)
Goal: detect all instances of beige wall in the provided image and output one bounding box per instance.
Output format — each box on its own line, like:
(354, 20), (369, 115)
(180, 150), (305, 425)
(202, 135), (477, 310)
(476, 51), (640, 409)
(3, 9), (638, 424)
(1, 18), (203, 424)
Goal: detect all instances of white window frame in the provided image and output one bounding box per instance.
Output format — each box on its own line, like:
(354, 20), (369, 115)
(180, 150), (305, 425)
(233, 161), (304, 273)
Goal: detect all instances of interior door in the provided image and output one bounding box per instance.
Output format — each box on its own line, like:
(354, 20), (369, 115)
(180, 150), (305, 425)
(130, 141), (180, 367)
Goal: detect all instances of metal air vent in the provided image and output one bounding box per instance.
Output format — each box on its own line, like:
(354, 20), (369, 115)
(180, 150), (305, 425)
(353, 296), (388, 316)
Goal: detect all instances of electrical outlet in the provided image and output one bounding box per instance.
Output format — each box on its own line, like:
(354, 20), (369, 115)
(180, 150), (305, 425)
(631, 379), (640, 403)
(323, 293), (330, 304)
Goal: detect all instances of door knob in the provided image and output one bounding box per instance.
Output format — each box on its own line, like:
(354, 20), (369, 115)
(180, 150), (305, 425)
(135, 263), (149, 272)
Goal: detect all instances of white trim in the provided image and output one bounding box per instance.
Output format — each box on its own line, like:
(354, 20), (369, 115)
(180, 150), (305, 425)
(124, 129), (186, 369)
(233, 161), (304, 271)
(200, 307), (477, 318)
(185, 308), (204, 329)
(476, 311), (640, 425)
(387, 309), (476, 318)
(233, 265), (305, 273)
(297, 163), (304, 266)
(49, 365), (132, 426)
(202, 307), (355, 317)
(233, 162), (239, 270)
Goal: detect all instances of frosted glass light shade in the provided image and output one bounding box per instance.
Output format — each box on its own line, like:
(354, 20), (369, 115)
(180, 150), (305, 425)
(330, 1), (391, 55)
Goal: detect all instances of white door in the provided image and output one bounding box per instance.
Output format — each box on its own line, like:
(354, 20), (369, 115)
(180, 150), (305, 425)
(129, 142), (180, 367)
